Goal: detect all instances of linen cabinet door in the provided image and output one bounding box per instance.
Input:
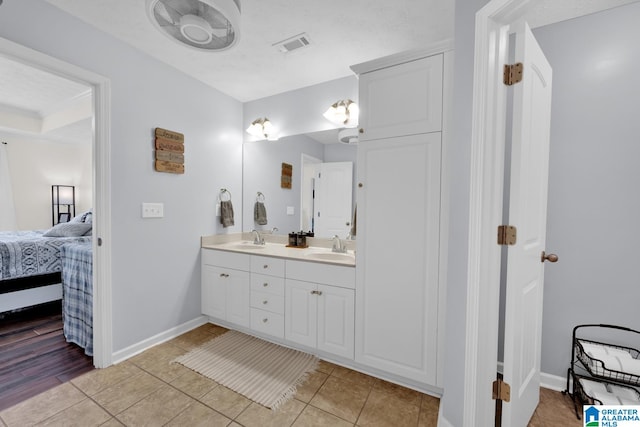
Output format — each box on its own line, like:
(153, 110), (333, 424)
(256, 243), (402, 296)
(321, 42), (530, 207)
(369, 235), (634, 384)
(358, 54), (443, 141)
(317, 284), (354, 359)
(284, 279), (317, 349)
(201, 265), (227, 320)
(355, 132), (442, 385)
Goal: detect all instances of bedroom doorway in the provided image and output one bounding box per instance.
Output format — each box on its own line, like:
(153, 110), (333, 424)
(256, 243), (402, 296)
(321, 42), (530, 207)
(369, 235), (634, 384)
(0, 37), (112, 368)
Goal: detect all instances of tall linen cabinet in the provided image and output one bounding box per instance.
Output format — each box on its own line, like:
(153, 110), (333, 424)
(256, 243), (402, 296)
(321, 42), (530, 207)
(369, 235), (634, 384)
(353, 45), (451, 389)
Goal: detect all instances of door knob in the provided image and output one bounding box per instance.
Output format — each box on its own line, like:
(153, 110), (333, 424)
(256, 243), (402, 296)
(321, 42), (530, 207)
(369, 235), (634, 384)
(541, 251), (558, 263)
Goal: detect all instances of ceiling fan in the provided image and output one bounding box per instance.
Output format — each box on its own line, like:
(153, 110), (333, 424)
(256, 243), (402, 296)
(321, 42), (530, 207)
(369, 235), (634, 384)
(146, 0), (240, 51)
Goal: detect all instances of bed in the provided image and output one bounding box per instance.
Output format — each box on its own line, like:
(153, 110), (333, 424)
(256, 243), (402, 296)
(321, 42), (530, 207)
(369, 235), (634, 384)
(61, 242), (93, 356)
(0, 215), (93, 313)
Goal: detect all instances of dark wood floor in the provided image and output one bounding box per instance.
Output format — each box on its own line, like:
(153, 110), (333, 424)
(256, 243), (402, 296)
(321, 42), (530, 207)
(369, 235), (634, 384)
(0, 301), (94, 411)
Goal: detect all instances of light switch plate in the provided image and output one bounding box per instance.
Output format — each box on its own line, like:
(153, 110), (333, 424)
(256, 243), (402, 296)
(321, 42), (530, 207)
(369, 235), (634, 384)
(142, 202), (164, 218)
(286, 206), (294, 215)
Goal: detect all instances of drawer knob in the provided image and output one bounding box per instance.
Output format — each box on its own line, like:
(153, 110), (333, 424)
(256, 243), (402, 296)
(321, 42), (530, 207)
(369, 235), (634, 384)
(263, 283), (269, 287)
(263, 318), (268, 323)
(263, 265), (269, 269)
(219, 273), (229, 278)
(262, 300), (268, 305)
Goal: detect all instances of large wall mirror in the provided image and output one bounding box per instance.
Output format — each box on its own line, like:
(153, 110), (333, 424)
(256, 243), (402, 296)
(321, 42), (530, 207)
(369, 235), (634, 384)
(242, 129), (357, 239)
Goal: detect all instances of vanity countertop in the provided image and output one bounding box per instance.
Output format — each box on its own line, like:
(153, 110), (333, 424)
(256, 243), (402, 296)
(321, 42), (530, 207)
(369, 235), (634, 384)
(201, 233), (355, 267)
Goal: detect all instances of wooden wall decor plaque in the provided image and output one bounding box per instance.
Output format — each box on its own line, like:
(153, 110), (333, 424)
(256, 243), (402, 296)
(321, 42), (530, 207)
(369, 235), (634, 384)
(154, 127), (185, 174)
(281, 162), (292, 189)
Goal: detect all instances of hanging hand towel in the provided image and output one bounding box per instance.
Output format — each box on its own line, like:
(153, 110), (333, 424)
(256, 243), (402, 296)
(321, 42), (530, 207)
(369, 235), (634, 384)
(220, 200), (234, 227)
(254, 201), (268, 225)
(350, 205), (357, 237)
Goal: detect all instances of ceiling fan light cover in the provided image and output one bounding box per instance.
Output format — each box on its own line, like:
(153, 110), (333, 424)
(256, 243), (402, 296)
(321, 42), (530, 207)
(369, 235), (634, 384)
(147, 0), (241, 52)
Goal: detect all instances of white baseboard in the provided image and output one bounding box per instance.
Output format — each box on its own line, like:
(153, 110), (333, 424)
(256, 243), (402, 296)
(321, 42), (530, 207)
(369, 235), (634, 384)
(438, 406), (454, 427)
(541, 371), (568, 392)
(111, 315), (208, 364)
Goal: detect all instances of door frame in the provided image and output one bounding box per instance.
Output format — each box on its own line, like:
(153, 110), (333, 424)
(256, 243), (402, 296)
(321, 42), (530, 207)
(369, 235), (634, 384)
(462, 0), (531, 425)
(0, 37), (113, 368)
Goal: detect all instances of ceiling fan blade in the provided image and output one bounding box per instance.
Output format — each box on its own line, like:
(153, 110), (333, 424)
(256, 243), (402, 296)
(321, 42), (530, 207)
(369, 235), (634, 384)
(155, 1), (184, 26)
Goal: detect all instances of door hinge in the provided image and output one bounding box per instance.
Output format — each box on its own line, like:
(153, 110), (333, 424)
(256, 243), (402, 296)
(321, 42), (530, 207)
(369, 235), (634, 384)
(503, 63), (523, 86)
(492, 379), (511, 402)
(497, 225), (517, 246)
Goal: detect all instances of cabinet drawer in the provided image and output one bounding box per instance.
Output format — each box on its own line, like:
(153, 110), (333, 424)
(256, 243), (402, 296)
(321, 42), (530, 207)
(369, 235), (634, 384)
(286, 260), (355, 289)
(202, 249), (250, 270)
(250, 308), (284, 338)
(250, 291), (284, 314)
(250, 256), (285, 277)
(250, 274), (285, 296)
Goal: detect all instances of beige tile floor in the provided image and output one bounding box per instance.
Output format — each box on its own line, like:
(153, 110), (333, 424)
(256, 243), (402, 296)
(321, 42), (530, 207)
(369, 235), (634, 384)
(0, 323), (581, 426)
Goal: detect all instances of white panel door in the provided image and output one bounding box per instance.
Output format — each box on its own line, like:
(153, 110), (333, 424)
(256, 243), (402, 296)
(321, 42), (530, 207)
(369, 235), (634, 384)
(285, 279), (317, 348)
(201, 265), (227, 319)
(358, 54), (443, 141)
(225, 270), (251, 328)
(502, 21), (553, 427)
(317, 284), (355, 359)
(314, 162), (353, 238)
(355, 132), (441, 384)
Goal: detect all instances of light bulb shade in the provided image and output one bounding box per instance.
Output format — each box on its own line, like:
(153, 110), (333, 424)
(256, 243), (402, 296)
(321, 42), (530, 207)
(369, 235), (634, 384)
(323, 99), (359, 126)
(52, 185), (74, 205)
(246, 117), (278, 140)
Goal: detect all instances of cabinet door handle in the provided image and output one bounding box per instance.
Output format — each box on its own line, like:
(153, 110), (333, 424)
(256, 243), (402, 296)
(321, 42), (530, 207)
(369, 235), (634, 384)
(219, 273), (229, 278)
(359, 128), (364, 134)
(262, 300), (268, 305)
(263, 282), (269, 287)
(262, 318), (268, 323)
(263, 264), (269, 269)
(310, 290), (323, 296)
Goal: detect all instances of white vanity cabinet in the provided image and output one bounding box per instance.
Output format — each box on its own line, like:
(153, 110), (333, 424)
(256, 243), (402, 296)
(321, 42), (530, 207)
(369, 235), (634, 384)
(201, 249), (251, 328)
(249, 256), (285, 338)
(285, 260), (355, 359)
(353, 48), (450, 387)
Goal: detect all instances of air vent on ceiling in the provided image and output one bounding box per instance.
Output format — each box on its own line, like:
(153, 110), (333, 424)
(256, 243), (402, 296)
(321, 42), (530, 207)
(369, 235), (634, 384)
(273, 33), (311, 53)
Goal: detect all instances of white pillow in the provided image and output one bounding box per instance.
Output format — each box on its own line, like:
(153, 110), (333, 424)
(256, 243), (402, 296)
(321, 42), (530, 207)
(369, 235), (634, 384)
(43, 222), (92, 237)
(70, 210), (93, 224)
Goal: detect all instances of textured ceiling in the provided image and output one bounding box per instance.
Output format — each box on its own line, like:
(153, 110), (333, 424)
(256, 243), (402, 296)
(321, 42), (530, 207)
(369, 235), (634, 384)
(43, 0), (455, 102)
(1, 0), (638, 144)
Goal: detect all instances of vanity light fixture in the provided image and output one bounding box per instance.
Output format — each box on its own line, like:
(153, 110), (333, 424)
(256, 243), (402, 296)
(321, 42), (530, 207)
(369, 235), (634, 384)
(246, 117), (278, 141)
(323, 99), (359, 127)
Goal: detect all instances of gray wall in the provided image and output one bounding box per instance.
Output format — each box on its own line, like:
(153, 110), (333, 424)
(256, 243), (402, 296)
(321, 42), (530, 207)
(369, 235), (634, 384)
(440, 0), (486, 425)
(441, 1), (640, 424)
(0, 0), (243, 352)
(534, 2), (640, 378)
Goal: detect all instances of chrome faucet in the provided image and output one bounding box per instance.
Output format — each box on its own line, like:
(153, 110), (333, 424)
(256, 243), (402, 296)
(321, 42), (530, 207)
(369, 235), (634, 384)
(270, 227), (279, 234)
(331, 234), (347, 253)
(251, 229), (265, 245)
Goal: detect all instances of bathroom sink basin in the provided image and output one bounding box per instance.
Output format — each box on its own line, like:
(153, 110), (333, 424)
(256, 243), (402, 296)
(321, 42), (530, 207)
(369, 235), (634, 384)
(228, 242), (265, 250)
(305, 252), (354, 262)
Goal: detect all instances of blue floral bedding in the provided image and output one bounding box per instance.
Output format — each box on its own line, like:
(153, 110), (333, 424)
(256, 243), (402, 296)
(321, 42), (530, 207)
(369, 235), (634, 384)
(0, 230), (92, 281)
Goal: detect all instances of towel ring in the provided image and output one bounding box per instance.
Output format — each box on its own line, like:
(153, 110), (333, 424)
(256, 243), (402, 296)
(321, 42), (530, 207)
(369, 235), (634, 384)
(219, 188), (232, 201)
(256, 192), (265, 202)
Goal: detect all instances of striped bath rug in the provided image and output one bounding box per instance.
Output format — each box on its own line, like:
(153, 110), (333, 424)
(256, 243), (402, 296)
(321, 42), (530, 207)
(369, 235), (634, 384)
(173, 330), (318, 409)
